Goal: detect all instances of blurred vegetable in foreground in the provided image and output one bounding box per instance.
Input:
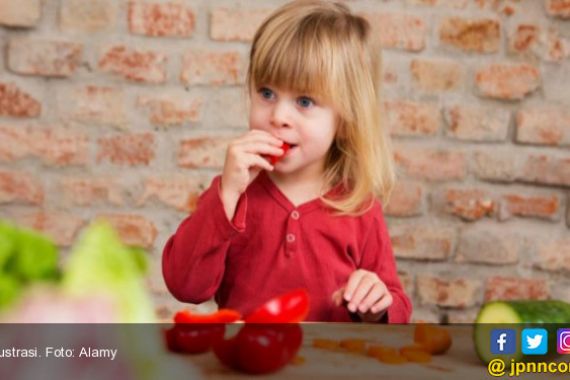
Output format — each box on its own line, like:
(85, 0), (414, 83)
(62, 220), (155, 322)
(0, 219), (156, 323)
(0, 221), (59, 310)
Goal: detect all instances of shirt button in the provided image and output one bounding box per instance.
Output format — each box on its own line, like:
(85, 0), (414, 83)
(291, 210), (300, 220)
(286, 233), (296, 243)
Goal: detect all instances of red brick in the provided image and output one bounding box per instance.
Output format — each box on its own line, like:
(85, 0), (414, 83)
(390, 225), (454, 261)
(516, 107), (570, 146)
(535, 238), (570, 274)
(362, 12), (426, 52)
(444, 105), (510, 142)
(0, 82), (41, 118)
(0, 0), (41, 27)
(443, 188), (496, 221)
(384, 181), (423, 217)
(475, 63), (540, 100)
(181, 51), (244, 86)
(137, 174), (212, 212)
(210, 8), (271, 42)
(406, 0), (468, 8)
(384, 100), (440, 137)
(546, 0), (570, 19)
(485, 276), (549, 302)
(439, 17), (500, 53)
(137, 93), (203, 127)
(60, 85), (127, 128)
(417, 276), (482, 308)
(97, 133), (155, 166)
(394, 147), (466, 181)
(11, 210), (85, 247)
(178, 136), (233, 169)
(59, 0), (117, 32)
(455, 227), (520, 265)
(96, 214), (157, 248)
(98, 45), (167, 84)
(509, 24), (570, 62)
(410, 58), (463, 92)
(473, 150), (517, 182)
(128, 1), (195, 38)
(545, 29), (570, 62)
(7, 38), (83, 77)
(60, 177), (124, 206)
(509, 24), (539, 54)
(520, 154), (570, 187)
(499, 192), (562, 221)
(0, 125), (89, 166)
(0, 170), (43, 205)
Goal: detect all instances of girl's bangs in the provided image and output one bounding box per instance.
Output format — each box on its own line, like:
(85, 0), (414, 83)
(249, 27), (338, 106)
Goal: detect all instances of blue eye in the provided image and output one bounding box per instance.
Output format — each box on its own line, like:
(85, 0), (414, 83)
(298, 96), (314, 108)
(259, 87), (274, 99)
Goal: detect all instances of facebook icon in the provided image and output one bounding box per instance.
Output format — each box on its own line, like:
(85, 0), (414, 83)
(491, 329), (516, 354)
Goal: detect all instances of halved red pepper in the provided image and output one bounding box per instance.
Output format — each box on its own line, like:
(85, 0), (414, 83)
(211, 289), (309, 374)
(244, 288), (309, 323)
(267, 142), (291, 165)
(165, 309), (241, 354)
(213, 324), (303, 374)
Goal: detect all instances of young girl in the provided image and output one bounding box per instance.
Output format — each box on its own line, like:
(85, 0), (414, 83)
(162, 0), (412, 323)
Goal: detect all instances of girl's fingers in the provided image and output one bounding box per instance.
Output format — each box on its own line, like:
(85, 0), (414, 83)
(246, 153), (274, 172)
(356, 282), (386, 314)
(346, 275), (375, 313)
(342, 270), (365, 303)
(370, 291), (393, 314)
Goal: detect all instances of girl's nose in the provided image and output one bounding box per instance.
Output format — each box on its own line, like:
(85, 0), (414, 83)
(270, 101), (293, 128)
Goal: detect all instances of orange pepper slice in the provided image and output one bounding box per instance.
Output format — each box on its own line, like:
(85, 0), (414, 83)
(400, 345), (432, 363)
(340, 338), (366, 354)
(414, 324), (452, 355)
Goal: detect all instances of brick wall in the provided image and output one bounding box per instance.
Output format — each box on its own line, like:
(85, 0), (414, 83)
(0, 0), (568, 323)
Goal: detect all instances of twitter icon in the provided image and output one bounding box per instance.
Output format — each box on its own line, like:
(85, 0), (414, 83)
(522, 328), (548, 355)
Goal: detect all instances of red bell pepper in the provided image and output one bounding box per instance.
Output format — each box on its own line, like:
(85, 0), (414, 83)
(213, 324), (303, 374)
(244, 288), (309, 323)
(165, 309), (241, 354)
(212, 289), (309, 374)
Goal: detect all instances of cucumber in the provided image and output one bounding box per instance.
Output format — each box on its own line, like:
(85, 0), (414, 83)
(474, 300), (570, 364)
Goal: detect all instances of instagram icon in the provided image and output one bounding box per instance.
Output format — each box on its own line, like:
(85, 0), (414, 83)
(558, 329), (570, 354)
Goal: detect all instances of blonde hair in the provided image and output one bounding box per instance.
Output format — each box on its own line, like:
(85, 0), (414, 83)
(246, 0), (395, 215)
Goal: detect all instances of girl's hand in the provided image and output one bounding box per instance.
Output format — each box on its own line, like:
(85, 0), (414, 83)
(220, 130), (283, 220)
(332, 269), (393, 323)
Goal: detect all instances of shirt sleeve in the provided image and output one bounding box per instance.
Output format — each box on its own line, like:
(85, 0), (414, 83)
(162, 175), (248, 304)
(357, 202), (412, 324)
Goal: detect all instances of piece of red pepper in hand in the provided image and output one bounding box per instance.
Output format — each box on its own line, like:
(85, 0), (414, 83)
(165, 309), (241, 354)
(267, 142), (291, 165)
(244, 288), (309, 323)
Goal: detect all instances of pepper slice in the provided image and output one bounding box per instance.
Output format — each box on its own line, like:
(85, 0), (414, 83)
(267, 142), (291, 165)
(244, 288), (309, 323)
(165, 309), (241, 354)
(174, 309), (241, 324)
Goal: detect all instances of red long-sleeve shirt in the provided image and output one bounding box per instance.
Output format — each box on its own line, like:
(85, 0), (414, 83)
(162, 171), (412, 322)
